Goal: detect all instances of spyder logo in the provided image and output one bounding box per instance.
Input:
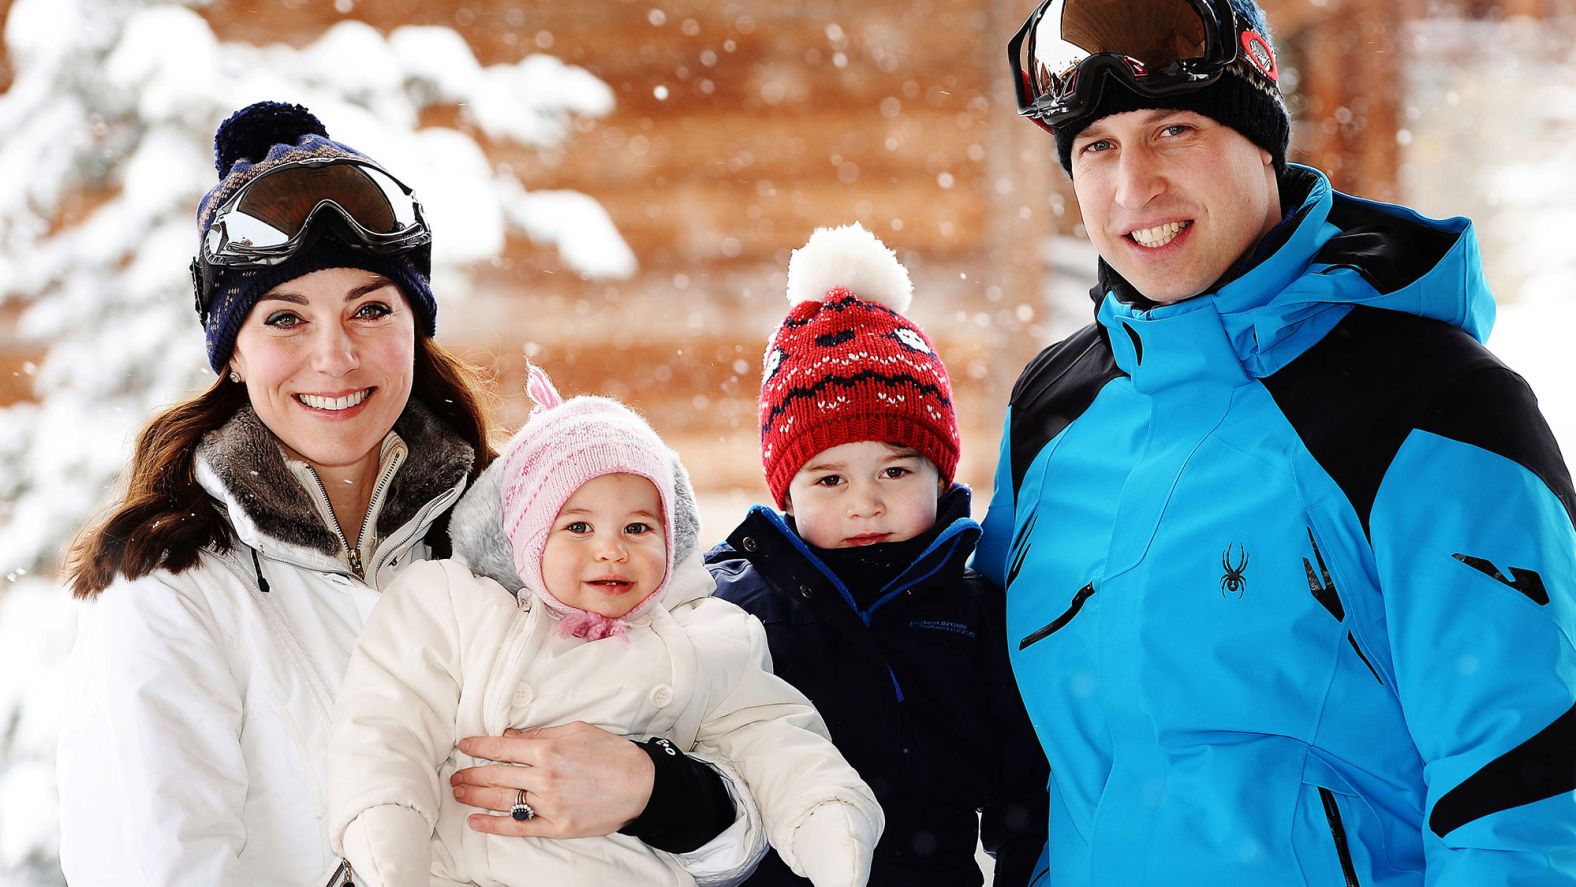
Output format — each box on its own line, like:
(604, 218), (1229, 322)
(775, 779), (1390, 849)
(1221, 543), (1249, 598)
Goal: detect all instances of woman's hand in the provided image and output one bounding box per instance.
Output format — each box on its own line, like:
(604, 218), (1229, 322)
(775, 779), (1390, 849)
(450, 721), (656, 838)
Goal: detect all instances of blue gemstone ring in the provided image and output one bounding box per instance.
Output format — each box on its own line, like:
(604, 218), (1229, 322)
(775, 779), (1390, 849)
(510, 789), (535, 822)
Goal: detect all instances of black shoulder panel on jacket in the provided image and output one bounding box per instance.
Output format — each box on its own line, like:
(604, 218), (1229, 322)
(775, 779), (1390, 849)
(1417, 362), (1576, 531)
(1318, 197), (1460, 295)
(1262, 306), (1576, 535)
(1007, 323), (1125, 496)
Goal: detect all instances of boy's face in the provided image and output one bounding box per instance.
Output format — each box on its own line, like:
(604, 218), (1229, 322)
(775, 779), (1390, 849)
(785, 441), (945, 549)
(541, 472), (668, 618)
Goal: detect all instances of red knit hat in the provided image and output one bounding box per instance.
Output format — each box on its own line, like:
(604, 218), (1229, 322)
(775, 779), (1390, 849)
(759, 222), (960, 509)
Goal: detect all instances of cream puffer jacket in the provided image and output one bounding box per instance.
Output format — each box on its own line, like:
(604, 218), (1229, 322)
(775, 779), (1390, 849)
(56, 404), (769, 887)
(326, 458), (884, 887)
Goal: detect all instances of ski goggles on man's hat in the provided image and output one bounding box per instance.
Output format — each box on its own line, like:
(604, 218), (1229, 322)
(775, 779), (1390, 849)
(1009, 0), (1280, 133)
(190, 156), (430, 319)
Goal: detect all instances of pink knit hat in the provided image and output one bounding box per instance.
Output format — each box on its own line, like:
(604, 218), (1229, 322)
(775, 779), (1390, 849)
(498, 366), (676, 641)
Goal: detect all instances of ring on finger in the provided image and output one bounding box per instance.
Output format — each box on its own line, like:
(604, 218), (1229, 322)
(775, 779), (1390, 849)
(511, 788), (535, 821)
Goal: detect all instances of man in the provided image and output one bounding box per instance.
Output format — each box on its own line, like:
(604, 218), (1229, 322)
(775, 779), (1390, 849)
(976, 0), (1576, 883)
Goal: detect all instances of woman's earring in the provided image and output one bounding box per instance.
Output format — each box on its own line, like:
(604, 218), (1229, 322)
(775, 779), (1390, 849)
(229, 371), (242, 384)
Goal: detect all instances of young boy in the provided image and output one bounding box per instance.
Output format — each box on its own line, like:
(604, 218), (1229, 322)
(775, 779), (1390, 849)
(706, 223), (1050, 886)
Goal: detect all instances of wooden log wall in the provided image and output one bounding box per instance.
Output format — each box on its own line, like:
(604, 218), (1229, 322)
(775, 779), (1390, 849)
(1266, 0), (1405, 201)
(194, 0), (1054, 499)
(3, 0), (1490, 502)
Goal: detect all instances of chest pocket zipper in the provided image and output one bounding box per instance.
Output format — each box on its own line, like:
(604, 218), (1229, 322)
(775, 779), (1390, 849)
(1305, 525), (1385, 687)
(1319, 787), (1361, 887)
(1019, 583), (1095, 650)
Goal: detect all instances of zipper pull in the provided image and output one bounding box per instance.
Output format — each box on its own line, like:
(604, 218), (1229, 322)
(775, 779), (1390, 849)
(324, 859), (354, 887)
(348, 547), (365, 580)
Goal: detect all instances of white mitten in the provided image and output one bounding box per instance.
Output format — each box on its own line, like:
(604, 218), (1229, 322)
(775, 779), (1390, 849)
(788, 802), (875, 887)
(338, 804), (435, 887)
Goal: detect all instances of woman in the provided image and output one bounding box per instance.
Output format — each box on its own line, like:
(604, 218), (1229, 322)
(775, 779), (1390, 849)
(56, 101), (759, 886)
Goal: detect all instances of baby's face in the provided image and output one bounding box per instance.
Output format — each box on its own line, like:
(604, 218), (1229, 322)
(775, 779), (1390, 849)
(785, 441), (944, 549)
(541, 473), (667, 618)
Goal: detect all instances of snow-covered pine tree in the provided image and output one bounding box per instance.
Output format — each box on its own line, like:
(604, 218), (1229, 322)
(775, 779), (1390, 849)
(0, 2), (633, 881)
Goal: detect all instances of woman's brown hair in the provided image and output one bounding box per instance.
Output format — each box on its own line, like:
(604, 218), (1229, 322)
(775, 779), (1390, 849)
(64, 336), (496, 598)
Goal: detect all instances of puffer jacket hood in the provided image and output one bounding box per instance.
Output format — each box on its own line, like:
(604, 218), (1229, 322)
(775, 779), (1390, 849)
(1097, 164), (1495, 383)
(448, 445), (711, 610)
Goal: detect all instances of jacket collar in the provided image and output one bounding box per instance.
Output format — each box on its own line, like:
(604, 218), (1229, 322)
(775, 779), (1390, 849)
(196, 399), (473, 567)
(723, 484), (981, 623)
(1093, 164), (1493, 390)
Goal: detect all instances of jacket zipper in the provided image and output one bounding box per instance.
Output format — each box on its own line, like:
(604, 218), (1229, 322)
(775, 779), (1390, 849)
(753, 508), (976, 704)
(482, 596), (536, 731)
(1319, 786), (1361, 887)
(1019, 583), (1095, 650)
(301, 467), (360, 578)
(367, 477), (462, 581)
(1306, 524), (1384, 686)
(354, 446), (406, 578)
(301, 448), (404, 582)
(324, 859), (354, 886)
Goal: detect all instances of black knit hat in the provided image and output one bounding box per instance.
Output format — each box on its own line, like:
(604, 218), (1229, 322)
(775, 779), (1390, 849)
(1053, 0), (1291, 175)
(195, 102), (437, 373)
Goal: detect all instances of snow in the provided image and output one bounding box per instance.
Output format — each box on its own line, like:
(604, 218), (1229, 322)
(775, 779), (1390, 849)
(105, 7), (223, 122)
(502, 185), (641, 280)
(0, 3), (633, 881)
(389, 26), (482, 93)
(0, 579), (75, 880)
(1400, 15), (1576, 454)
(0, 0), (634, 572)
(1493, 301), (1576, 452)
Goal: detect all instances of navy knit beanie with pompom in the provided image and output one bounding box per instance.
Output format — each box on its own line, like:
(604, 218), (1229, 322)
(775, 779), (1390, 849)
(1051, 0), (1292, 176)
(194, 101), (438, 374)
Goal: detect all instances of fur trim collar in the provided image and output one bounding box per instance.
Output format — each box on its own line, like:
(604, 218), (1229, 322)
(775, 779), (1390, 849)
(197, 399), (474, 554)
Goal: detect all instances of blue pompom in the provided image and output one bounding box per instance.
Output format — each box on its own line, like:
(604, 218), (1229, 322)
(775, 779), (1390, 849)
(213, 101), (329, 178)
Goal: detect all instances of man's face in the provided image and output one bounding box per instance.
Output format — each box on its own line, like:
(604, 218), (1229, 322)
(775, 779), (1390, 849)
(1070, 109), (1282, 305)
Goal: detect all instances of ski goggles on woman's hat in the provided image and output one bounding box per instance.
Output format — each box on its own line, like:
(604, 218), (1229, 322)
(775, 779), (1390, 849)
(190, 156), (430, 318)
(1009, 0), (1280, 133)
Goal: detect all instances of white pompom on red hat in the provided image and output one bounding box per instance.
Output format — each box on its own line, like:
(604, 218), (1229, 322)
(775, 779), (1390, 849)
(785, 221), (913, 313)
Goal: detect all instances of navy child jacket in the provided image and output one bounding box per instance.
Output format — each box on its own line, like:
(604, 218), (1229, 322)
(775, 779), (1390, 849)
(707, 485), (1050, 886)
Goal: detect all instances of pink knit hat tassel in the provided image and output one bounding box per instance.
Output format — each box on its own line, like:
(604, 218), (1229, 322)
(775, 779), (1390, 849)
(526, 363), (562, 411)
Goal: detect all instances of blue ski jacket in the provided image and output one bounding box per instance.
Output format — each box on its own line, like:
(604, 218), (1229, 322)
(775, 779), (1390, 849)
(978, 165), (1576, 886)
